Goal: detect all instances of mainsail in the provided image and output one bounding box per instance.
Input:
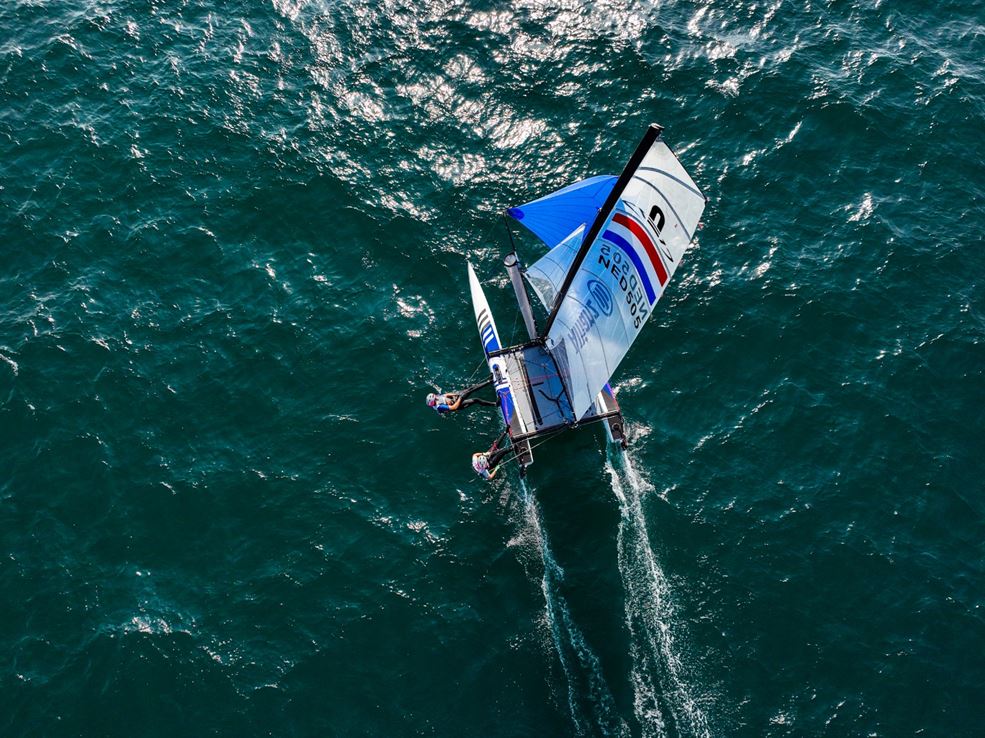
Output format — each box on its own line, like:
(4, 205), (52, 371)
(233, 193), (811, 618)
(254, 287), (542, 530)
(513, 124), (706, 421)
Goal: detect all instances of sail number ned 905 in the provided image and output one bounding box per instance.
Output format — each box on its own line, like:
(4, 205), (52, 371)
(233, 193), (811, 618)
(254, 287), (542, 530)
(598, 244), (649, 329)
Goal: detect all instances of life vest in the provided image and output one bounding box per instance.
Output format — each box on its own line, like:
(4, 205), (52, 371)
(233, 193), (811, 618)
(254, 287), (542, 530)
(433, 394), (456, 414)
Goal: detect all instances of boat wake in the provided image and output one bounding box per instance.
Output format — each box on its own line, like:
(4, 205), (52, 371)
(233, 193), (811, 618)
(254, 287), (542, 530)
(605, 449), (710, 738)
(513, 479), (630, 737)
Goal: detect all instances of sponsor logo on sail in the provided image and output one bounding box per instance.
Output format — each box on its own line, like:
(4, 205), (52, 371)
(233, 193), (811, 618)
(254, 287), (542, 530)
(566, 279), (615, 353)
(587, 279), (614, 316)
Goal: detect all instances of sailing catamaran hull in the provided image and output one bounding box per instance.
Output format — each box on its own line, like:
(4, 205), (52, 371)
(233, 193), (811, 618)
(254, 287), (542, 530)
(467, 263), (535, 469)
(600, 384), (628, 449)
(468, 262), (627, 476)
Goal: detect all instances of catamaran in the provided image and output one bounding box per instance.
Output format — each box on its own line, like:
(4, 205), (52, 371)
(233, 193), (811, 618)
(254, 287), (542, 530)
(427, 124), (707, 479)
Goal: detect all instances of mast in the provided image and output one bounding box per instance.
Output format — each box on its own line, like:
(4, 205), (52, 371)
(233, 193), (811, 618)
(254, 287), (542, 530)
(504, 253), (538, 340)
(541, 123), (663, 337)
(502, 214), (538, 341)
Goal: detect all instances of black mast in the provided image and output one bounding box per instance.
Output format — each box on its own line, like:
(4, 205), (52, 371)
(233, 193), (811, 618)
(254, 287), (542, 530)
(541, 123), (663, 338)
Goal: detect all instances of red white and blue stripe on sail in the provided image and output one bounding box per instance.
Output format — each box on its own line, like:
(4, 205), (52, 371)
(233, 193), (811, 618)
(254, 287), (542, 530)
(601, 208), (670, 306)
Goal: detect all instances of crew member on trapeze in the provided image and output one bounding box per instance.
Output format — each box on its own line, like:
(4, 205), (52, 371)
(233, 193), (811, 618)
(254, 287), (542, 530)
(471, 429), (512, 480)
(425, 376), (497, 415)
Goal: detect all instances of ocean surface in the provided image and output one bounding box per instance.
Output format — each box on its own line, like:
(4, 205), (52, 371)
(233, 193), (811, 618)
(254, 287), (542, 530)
(2, 1), (983, 735)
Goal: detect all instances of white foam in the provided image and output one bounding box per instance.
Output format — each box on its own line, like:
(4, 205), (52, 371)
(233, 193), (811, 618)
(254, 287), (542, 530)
(605, 450), (711, 738)
(516, 479), (629, 737)
(0, 352), (18, 375)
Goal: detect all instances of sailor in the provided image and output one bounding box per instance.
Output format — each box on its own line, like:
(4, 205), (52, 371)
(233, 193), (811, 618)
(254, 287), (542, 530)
(471, 430), (512, 480)
(426, 376), (496, 415)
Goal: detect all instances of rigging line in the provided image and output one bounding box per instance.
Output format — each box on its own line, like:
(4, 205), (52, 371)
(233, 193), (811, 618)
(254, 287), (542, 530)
(464, 218), (500, 262)
(466, 356), (488, 383)
(526, 429), (568, 453)
(499, 216), (522, 347)
(463, 211), (510, 284)
(466, 422), (562, 481)
(490, 427), (569, 473)
(502, 212), (519, 256)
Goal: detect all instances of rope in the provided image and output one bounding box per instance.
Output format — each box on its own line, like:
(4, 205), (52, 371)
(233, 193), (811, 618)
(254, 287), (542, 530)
(488, 425), (570, 474)
(502, 213), (519, 254)
(465, 356), (488, 383)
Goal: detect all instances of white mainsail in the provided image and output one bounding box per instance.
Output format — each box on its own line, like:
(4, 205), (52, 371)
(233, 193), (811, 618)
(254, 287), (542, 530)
(533, 126), (706, 420)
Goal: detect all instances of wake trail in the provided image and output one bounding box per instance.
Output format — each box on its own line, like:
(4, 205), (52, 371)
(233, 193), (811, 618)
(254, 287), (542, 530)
(605, 450), (710, 738)
(515, 478), (629, 737)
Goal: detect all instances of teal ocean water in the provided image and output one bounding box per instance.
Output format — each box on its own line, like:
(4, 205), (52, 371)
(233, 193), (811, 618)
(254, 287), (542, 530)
(2, 1), (983, 735)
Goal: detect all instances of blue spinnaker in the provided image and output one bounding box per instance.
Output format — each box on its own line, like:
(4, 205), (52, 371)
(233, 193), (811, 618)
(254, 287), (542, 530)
(507, 175), (617, 250)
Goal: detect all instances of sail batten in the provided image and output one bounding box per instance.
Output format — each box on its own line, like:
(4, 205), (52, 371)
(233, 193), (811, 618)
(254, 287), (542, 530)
(636, 167), (704, 197)
(629, 174), (695, 241)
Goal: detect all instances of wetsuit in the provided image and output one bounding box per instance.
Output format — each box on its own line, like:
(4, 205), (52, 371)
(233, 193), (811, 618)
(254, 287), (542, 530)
(475, 429), (512, 479)
(434, 377), (497, 414)
(486, 445), (513, 469)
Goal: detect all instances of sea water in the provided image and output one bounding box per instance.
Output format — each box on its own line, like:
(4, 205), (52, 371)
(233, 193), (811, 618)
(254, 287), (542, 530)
(2, 1), (983, 735)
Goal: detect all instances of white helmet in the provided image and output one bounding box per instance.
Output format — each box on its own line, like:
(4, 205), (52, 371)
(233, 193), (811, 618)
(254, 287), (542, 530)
(472, 452), (490, 477)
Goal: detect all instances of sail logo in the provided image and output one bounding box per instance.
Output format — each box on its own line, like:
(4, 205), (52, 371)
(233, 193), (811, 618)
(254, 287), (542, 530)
(587, 279), (614, 317)
(475, 308), (499, 353)
(565, 280), (614, 353)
